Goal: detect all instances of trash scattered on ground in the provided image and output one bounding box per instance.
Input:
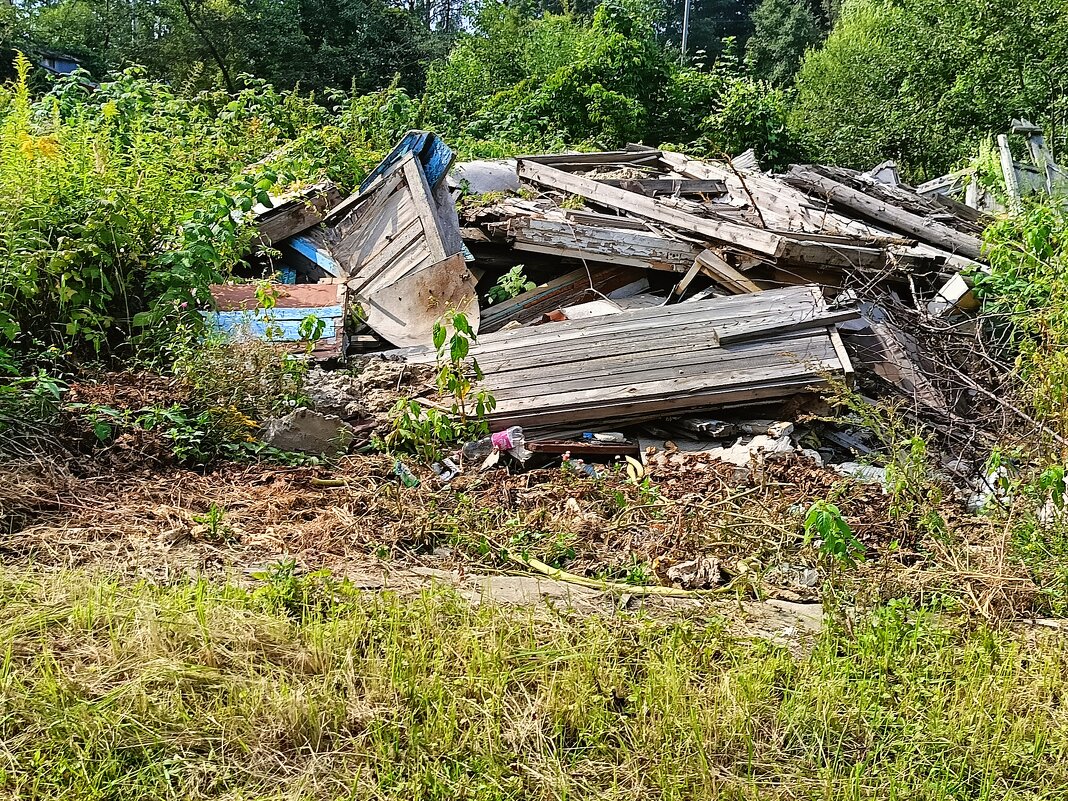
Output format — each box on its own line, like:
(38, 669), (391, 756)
(666, 556), (723, 590)
(393, 459), (421, 487)
(463, 426), (533, 469)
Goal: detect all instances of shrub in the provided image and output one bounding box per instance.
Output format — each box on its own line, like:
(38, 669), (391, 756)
(0, 57), (379, 365)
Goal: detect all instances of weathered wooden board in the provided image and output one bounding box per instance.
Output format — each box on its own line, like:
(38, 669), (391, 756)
(479, 265), (647, 333)
(205, 282), (346, 360)
(495, 216), (702, 273)
(251, 181), (345, 248)
(695, 249), (762, 294)
(463, 285), (837, 359)
(280, 229), (341, 280)
(780, 166), (984, 260)
(659, 150), (915, 246)
(362, 254), (480, 348)
(360, 130), (455, 192)
(324, 152), (470, 345)
(595, 178), (728, 196)
(517, 159), (785, 257)
(397, 284), (855, 430)
(519, 149), (664, 171)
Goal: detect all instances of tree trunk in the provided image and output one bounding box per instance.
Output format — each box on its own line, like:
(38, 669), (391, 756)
(175, 0), (236, 93)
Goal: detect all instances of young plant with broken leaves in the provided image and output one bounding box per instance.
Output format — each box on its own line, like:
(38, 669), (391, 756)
(388, 311), (495, 462)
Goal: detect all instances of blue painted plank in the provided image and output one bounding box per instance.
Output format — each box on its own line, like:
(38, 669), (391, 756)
(204, 306), (342, 342)
(359, 131), (429, 193)
(358, 130), (454, 193)
(420, 135), (454, 189)
(287, 236), (341, 277)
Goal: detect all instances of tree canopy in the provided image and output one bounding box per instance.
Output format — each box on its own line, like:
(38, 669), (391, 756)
(790, 0), (1068, 180)
(744, 0), (821, 87)
(4, 0), (1068, 182)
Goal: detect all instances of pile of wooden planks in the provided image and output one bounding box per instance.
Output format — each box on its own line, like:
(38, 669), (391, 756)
(460, 146), (989, 304)
(214, 134), (991, 436)
(401, 285), (857, 431)
(209, 131), (478, 355)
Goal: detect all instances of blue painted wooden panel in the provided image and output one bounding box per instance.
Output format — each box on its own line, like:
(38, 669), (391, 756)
(420, 135), (455, 189)
(204, 305), (343, 342)
(287, 236), (341, 277)
(359, 130), (455, 193)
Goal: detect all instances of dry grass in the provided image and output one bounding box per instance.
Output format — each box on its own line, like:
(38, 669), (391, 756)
(0, 448), (1050, 617)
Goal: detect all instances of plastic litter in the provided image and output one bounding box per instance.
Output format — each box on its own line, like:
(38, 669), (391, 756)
(431, 457), (461, 483)
(564, 458), (603, 479)
(462, 425), (533, 466)
(582, 431), (626, 443)
(393, 460), (421, 487)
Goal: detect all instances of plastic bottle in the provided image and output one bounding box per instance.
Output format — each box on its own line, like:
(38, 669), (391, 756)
(462, 426), (532, 463)
(393, 460), (421, 487)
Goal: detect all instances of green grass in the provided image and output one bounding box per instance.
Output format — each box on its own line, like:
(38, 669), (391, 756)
(0, 569), (1066, 800)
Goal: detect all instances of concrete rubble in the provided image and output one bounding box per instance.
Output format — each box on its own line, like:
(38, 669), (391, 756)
(261, 408), (357, 455)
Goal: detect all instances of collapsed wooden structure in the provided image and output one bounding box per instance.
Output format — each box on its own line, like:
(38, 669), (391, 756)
(215, 132), (991, 437)
(402, 286), (857, 432)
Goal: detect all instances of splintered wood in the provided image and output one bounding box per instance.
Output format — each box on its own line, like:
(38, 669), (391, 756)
(323, 150), (478, 347)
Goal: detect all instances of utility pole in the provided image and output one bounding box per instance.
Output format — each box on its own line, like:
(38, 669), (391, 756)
(680, 0), (691, 64)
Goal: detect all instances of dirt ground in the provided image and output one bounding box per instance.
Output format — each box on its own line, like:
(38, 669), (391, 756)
(5, 410), (1034, 650)
(0, 449), (839, 640)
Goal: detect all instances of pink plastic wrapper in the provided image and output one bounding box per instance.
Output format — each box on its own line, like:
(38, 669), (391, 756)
(491, 430), (514, 450)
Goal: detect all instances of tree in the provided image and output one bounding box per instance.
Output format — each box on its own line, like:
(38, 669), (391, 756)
(0, 0), (19, 80)
(15, 0), (447, 93)
(744, 0), (820, 86)
(791, 0), (1068, 181)
(660, 0), (761, 62)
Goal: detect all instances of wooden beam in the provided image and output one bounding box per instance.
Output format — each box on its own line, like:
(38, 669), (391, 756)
(595, 178), (727, 196)
(495, 216), (700, 273)
(695, 249), (763, 294)
(781, 166), (984, 260)
(671, 261), (703, 301)
(519, 149), (663, 169)
(997, 133), (1022, 211)
(828, 326), (855, 387)
(516, 159), (784, 257)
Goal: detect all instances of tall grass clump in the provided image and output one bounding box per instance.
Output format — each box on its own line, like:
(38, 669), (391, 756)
(0, 55), (377, 366)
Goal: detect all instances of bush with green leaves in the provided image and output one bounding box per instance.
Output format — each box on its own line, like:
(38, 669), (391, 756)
(420, 0), (802, 161)
(791, 0), (1068, 181)
(974, 204), (1068, 440)
(744, 0), (822, 87)
(0, 56), (379, 365)
(486, 266), (535, 305)
(804, 499), (865, 568)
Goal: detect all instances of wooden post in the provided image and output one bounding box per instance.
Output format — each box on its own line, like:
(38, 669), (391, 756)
(997, 134), (1022, 211)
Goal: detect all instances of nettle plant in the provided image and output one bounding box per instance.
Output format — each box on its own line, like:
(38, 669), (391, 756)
(486, 265), (535, 305)
(389, 311), (495, 461)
